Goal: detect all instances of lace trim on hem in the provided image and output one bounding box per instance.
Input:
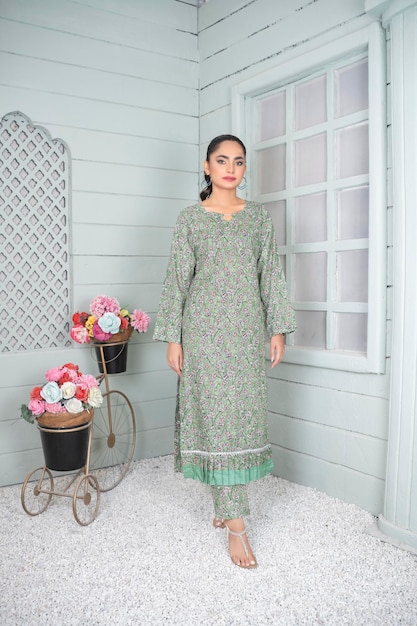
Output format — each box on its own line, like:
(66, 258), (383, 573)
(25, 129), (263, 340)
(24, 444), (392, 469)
(180, 444), (271, 458)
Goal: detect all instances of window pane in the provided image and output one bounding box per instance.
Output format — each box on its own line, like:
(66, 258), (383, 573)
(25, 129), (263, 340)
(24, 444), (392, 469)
(295, 252), (327, 301)
(337, 186), (369, 240)
(295, 133), (327, 186)
(334, 312), (367, 352)
(295, 75), (327, 130)
(337, 249), (368, 302)
(336, 123), (369, 179)
(293, 311), (327, 348)
(335, 59), (368, 118)
(265, 200), (286, 245)
(258, 145), (286, 193)
(257, 91), (286, 141)
(295, 193), (327, 243)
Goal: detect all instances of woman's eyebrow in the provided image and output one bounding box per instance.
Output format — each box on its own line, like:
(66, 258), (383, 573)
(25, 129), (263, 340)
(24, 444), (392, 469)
(216, 154), (245, 160)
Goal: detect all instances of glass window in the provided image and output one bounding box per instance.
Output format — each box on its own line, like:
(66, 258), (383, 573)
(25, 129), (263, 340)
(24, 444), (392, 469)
(295, 193), (327, 243)
(251, 55), (377, 366)
(258, 145), (286, 193)
(257, 91), (286, 141)
(295, 133), (327, 186)
(295, 75), (327, 130)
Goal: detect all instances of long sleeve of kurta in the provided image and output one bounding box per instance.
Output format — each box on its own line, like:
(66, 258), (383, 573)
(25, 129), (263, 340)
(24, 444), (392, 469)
(257, 207), (296, 337)
(153, 210), (196, 344)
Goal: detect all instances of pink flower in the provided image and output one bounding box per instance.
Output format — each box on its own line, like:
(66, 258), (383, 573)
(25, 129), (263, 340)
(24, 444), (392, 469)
(45, 366), (63, 382)
(28, 399), (46, 416)
(61, 367), (79, 383)
(70, 325), (90, 344)
(79, 374), (99, 389)
(45, 402), (67, 414)
(92, 321), (112, 341)
(90, 295), (120, 319)
(131, 309), (151, 333)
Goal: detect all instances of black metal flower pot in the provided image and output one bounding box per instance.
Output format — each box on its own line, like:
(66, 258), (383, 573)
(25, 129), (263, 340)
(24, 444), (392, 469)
(38, 422), (91, 471)
(94, 341), (129, 374)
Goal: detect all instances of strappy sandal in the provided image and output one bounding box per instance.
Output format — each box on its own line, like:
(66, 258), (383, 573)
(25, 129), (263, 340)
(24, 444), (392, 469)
(225, 524), (257, 569)
(213, 517), (226, 529)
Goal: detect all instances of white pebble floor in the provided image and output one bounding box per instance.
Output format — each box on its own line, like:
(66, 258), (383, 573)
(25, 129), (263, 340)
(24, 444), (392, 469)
(1, 454), (417, 626)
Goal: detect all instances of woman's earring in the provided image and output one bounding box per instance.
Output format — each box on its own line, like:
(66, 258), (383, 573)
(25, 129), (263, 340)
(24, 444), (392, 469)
(201, 175), (211, 189)
(238, 176), (247, 190)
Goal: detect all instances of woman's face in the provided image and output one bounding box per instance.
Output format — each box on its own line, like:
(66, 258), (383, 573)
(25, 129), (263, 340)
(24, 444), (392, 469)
(204, 140), (246, 192)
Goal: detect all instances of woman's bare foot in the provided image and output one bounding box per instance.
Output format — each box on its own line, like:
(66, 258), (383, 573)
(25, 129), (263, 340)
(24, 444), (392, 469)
(225, 517), (257, 568)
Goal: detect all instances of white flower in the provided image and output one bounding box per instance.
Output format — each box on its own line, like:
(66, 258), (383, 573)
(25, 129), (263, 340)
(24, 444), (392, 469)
(61, 381), (76, 399)
(88, 387), (103, 408)
(66, 398), (84, 413)
(98, 312), (121, 334)
(40, 382), (62, 404)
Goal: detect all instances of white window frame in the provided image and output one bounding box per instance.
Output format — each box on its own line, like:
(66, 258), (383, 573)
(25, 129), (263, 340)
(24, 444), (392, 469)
(232, 23), (387, 374)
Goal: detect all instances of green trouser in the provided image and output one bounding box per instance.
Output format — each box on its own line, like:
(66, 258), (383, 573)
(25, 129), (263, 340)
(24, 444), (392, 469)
(211, 484), (250, 519)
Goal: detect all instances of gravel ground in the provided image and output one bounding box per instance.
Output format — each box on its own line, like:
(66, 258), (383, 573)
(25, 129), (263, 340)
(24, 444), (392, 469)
(1, 454), (417, 626)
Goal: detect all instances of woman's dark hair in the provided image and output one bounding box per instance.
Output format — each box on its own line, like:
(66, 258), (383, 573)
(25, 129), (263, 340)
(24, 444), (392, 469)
(200, 134), (247, 201)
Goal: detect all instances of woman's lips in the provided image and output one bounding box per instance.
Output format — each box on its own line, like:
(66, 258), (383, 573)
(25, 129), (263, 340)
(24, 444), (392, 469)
(223, 176), (236, 181)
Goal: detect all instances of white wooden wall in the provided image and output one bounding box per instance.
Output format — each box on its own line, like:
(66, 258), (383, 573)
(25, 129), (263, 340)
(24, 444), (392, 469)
(0, 0), (198, 485)
(199, 0), (390, 515)
(0, 0), (392, 518)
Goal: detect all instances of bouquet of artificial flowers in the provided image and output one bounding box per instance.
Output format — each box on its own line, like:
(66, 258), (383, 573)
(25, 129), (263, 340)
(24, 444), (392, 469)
(21, 363), (103, 424)
(70, 295), (150, 344)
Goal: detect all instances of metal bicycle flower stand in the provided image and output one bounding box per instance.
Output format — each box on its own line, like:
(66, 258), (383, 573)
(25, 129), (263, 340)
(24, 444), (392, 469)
(21, 339), (137, 526)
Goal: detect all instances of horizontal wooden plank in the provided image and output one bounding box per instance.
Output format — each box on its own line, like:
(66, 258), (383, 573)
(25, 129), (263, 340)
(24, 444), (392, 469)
(72, 161), (197, 198)
(68, 0), (197, 32)
(198, 0), (251, 31)
(72, 223), (174, 255)
(0, 396), (174, 455)
(134, 426), (174, 463)
(200, 105), (232, 145)
(199, 0), (309, 60)
(200, 0), (366, 89)
(73, 283), (163, 313)
(73, 255), (168, 285)
(72, 194), (184, 228)
(0, 86), (198, 143)
(0, 448), (45, 487)
(0, 0), (197, 60)
(0, 416), (38, 455)
(44, 125), (198, 172)
(0, 52), (198, 117)
(199, 13), (373, 116)
(268, 362), (390, 399)
(0, 19), (198, 89)
(0, 427), (174, 486)
(272, 445), (385, 515)
(269, 413), (387, 479)
(268, 379), (389, 439)
(133, 398), (175, 432)
(0, 333), (173, 384)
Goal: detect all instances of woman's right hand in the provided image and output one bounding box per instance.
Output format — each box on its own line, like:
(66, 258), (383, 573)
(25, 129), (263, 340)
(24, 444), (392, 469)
(167, 342), (183, 376)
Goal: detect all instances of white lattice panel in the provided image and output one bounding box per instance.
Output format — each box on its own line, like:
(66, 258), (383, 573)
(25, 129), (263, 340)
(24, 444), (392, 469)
(0, 111), (71, 352)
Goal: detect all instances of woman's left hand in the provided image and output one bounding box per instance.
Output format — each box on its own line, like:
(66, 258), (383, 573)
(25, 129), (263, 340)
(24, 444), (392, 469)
(270, 334), (285, 369)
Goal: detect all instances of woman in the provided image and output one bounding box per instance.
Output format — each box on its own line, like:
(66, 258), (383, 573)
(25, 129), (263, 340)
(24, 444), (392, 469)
(153, 135), (296, 568)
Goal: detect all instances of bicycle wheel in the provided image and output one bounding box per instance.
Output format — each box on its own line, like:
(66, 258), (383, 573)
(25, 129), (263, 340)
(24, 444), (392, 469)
(90, 390), (136, 491)
(21, 467), (54, 516)
(72, 474), (100, 526)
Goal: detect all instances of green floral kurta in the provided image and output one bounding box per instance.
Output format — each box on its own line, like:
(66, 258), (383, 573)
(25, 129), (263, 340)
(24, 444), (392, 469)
(153, 201), (296, 487)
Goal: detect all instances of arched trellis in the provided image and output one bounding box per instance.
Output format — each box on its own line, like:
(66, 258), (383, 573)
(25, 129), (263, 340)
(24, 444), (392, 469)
(0, 111), (71, 352)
